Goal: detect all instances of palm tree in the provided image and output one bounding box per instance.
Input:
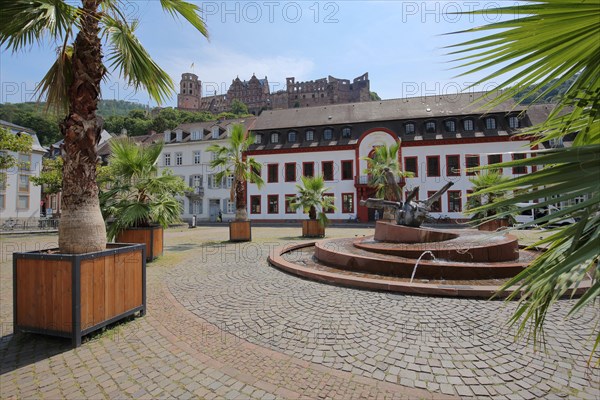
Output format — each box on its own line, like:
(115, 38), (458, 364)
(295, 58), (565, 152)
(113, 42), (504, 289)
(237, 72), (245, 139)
(99, 138), (187, 241)
(290, 175), (336, 228)
(449, 0), (599, 354)
(465, 171), (516, 226)
(207, 124), (264, 221)
(362, 142), (413, 219)
(0, 1), (208, 253)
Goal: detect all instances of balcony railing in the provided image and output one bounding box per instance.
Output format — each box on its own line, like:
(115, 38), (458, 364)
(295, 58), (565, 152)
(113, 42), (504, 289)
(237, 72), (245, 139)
(185, 187), (204, 197)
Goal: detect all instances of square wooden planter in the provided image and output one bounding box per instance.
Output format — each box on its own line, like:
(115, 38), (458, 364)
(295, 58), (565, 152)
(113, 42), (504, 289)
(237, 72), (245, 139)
(117, 226), (163, 261)
(302, 220), (325, 238)
(13, 243), (146, 347)
(229, 221), (251, 242)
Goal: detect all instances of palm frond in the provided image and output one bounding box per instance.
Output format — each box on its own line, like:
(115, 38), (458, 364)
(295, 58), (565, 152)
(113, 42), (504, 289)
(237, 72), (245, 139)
(159, 0), (209, 38)
(34, 45), (73, 114)
(103, 15), (174, 104)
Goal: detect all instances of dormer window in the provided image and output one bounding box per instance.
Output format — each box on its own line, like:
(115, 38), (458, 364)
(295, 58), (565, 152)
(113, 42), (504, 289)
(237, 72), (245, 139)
(191, 130), (201, 140)
(271, 132), (279, 144)
(425, 121), (436, 134)
(212, 126), (220, 139)
(255, 134), (262, 144)
(288, 130), (297, 143)
(405, 123), (415, 134)
(305, 130), (314, 141)
(485, 117), (497, 130)
(508, 116), (520, 129)
(463, 119), (474, 131)
(227, 125), (233, 137)
(323, 128), (333, 140)
(444, 120), (456, 133)
(342, 127), (352, 138)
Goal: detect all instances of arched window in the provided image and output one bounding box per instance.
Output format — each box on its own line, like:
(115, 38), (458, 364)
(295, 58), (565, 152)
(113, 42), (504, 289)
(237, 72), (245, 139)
(288, 130), (297, 143)
(271, 132), (279, 144)
(323, 128), (333, 140)
(255, 134), (262, 144)
(425, 121), (436, 134)
(342, 127), (352, 138)
(508, 116), (519, 129)
(463, 119), (474, 131)
(485, 117), (497, 130)
(444, 120), (456, 133)
(305, 130), (314, 141)
(405, 123), (415, 134)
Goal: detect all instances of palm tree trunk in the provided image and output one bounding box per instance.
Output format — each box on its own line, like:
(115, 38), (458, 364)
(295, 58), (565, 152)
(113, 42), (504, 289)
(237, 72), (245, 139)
(58, 0), (106, 253)
(234, 180), (248, 221)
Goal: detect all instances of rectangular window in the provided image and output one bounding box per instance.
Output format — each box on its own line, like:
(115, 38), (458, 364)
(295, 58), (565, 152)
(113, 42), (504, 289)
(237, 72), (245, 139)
(285, 194), (296, 214)
(193, 151), (201, 164)
(488, 154), (503, 165)
(0, 193), (4, 209)
(18, 153), (31, 172)
(428, 191), (442, 212)
(342, 193), (354, 213)
(191, 131), (201, 140)
(465, 155), (480, 176)
(426, 156), (440, 177)
(446, 155), (460, 177)
(341, 160), (353, 180)
(448, 190), (462, 212)
(176, 152), (183, 166)
(407, 187), (419, 201)
(267, 164), (279, 183)
(322, 161), (334, 181)
(226, 174), (234, 189)
(164, 153), (171, 166)
(404, 157), (418, 177)
(18, 175), (29, 192)
(0, 172), (7, 191)
(190, 199), (203, 215)
(267, 195), (279, 214)
(17, 195), (29, 210)
(285, 163), (296, 182)
(303, 162), (314, 177)
(323, 193), (335, 214)
(226, 200), (235, 214)
(250, 195), (261, 214)
(208, 174), (221, 189)
(512, 153), (527, 174)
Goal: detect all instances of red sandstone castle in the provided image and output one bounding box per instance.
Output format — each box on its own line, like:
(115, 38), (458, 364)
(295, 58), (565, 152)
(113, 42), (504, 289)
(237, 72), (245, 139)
(177, 72), (371, 115)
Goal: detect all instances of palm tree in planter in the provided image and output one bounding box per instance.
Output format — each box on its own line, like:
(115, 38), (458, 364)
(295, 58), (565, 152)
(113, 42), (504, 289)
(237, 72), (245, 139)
(290, 175), (336, 238)
(207, 124), (264, 241)
(100, 138), (187, 261)
(2, 0), (207, 346)
(361, 142), (413, 220)
(465, 170), (516, 231)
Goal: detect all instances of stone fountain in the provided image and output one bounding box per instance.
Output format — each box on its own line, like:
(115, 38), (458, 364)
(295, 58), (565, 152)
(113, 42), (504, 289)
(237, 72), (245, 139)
(268, 172), (589, 298)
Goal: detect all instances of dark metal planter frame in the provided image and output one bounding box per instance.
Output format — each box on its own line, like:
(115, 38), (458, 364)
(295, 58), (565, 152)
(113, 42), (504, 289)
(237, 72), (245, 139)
(13, 243), (146, 347)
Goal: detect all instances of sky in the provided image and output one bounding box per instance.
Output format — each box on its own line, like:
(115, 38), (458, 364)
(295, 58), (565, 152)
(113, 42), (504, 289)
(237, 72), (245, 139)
(0, 1), (523, 108)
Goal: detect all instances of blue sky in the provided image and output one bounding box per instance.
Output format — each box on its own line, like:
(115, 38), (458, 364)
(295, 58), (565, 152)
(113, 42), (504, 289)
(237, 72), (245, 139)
(0, 1), (520, 107)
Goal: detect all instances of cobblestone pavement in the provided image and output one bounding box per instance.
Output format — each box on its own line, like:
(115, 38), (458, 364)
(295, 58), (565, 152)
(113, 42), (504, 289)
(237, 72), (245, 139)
(1, 227), (599, 399)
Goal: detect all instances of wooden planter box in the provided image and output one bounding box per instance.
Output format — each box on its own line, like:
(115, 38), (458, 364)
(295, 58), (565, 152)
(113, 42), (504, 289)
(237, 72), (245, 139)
(229, 221), (251, 242)
(117, 226), (163, 261)
(302, 220), (325, 238)
(13, 243), (146, 347)
(478, 219), (510, 231)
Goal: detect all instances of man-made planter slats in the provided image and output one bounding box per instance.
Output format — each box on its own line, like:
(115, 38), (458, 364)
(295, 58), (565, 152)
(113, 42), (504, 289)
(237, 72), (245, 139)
(14, 243), (145, 347)
(230, 221), (251, 242)
(303, 220), (325, 238)
(117, 226), (163, 261)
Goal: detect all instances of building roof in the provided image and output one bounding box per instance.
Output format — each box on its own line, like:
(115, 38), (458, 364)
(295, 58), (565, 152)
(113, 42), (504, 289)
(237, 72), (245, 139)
(166, 117), (257, 143)
(253, 91), (525, 131)
(0, 119), (46, 153)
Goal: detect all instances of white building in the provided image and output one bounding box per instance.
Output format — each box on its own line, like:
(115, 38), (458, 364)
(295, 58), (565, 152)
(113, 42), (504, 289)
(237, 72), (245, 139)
(159, 117), (256, 222)
(0, 120), (46, 222)
(246, 92), (545, 222)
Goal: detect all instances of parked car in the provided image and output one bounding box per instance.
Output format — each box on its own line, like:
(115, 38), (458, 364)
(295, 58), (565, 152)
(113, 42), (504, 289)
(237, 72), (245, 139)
(515, 203), (577, 227)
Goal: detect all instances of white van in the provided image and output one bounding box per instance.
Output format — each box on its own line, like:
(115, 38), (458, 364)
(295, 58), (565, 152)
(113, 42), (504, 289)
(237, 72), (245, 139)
(515, 203), (576, 226)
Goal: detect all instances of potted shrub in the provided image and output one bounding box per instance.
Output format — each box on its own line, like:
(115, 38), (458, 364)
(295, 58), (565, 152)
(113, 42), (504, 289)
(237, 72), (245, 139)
(4, 0), (207, 346)
(290, 175), (336, 238)
(207, 124), (264, 241)
(465, 170), (516, 231)
(361, 142), (413, 220)
(100, 138), (187, 261)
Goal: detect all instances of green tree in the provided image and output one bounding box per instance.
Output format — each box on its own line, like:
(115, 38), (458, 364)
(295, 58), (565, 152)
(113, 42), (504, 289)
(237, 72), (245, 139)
(1, 0), (207, 253)
(100, 138), (187, 241)
(207, 124), (264, 221)
(450, 0), (600, 354)
(290, 175), (336, 227)
(230, 99), (249, 115)
(370, 91), (381, 101)
(464, 171), (516, 225)
(0, 127), (33, 170)
(30, 157), (64, 195)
